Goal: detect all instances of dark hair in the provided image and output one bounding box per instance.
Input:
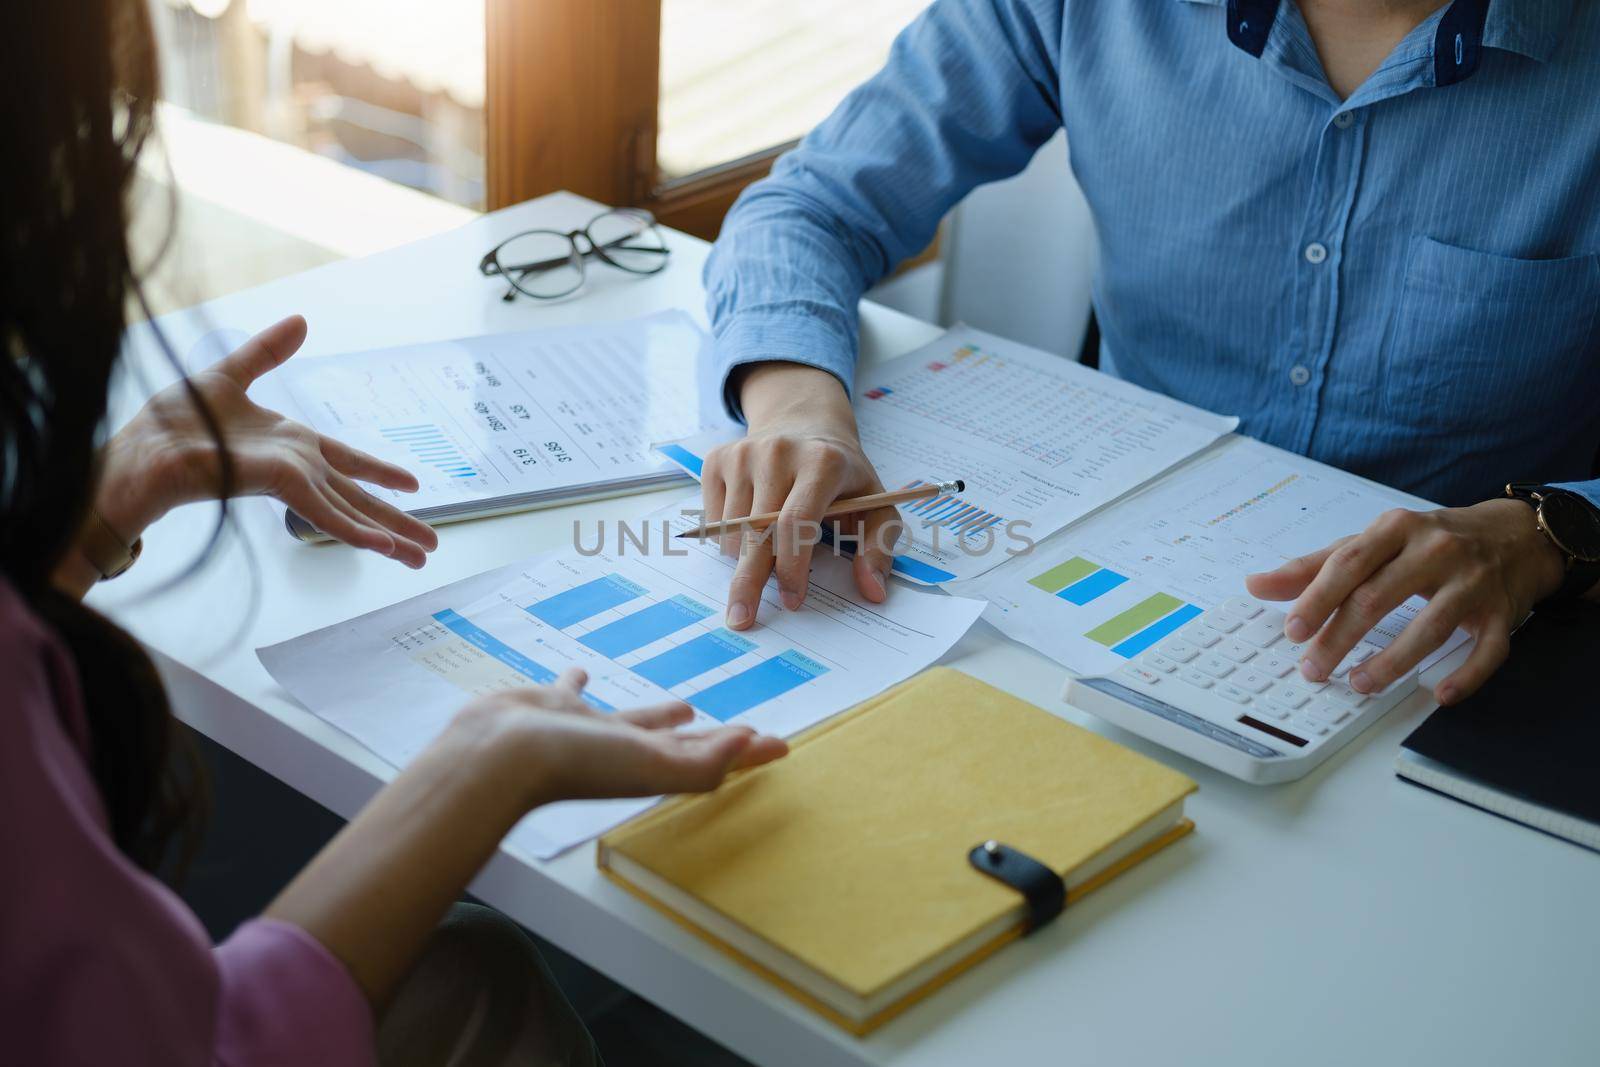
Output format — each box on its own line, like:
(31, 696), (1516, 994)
(1, 1), (221, 872)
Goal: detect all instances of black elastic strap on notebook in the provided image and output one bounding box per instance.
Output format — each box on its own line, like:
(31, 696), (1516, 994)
(967, 841), (1066, 933)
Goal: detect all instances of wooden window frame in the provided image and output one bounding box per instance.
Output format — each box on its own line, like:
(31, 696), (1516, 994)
(486, 0), (779, 240)
(484, 0), (940, 263)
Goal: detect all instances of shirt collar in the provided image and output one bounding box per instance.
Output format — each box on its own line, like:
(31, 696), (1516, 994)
(1176, 0), (1574, 65)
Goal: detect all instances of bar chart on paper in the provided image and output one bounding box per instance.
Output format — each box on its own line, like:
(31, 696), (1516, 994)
(897, 479), (1005, 543)
(1026, 557), (1203, 659)
(257, 525), (985, 858)
(963, 437), (1429, 676)
(379, 424), (481, 481)
(394, 569), (834, 725)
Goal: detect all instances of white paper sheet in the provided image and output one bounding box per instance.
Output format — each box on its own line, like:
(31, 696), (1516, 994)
(257, 498), (984, 859)
(656, 324), (1236, 584)
(957, 436), (1470, 677)
(263, 311), (729, 520)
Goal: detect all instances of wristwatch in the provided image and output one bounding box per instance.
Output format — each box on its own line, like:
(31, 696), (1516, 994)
(79, 510), (143, 581)
(1504, 483), (1600, 602)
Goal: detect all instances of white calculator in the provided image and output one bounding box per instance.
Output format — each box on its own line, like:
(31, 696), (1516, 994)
(1063, 596), (1419, 784)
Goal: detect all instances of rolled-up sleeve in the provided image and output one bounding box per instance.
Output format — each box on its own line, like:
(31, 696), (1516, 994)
(1549, 479), (1600, 512)
(214, 919), (375, 1067)
(703, 0), (1066, 420)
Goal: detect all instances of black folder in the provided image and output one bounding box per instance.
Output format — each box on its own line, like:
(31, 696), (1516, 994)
(1396, 603), (1600, 851)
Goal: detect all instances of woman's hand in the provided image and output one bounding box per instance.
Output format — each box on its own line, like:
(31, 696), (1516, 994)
(463, 668), (789, 807)
(704, 363), (900, 630)
(268, 668), (786, 1006)
(1245, 499), (1566, 705)
(97, 315), (439, 566)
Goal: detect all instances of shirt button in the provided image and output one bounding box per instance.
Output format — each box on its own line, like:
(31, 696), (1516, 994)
(1304, 242), (1328, 264)
(1333, 111), (1355, 129)
(1289, 364), (1311, 386)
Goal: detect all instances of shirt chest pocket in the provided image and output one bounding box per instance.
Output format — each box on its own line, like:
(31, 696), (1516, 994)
(1379, 235), (1600, 443)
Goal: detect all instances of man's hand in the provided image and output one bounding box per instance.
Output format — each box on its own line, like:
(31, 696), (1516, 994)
(1246, 499), (1566, 705)
(703, 363), (900, 631)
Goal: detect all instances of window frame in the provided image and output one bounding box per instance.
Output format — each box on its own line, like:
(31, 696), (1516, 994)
(486, 0), (790, 240)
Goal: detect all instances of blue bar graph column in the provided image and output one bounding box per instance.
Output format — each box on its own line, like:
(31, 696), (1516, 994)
(579, 595), (714, 657)
(689, 649), (829, 721)
(632, 629), (757, 689)
(527, 574), (647, 628)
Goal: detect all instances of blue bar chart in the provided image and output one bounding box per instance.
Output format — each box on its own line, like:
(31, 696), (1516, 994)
(527, 574), (648, 628)
(380, 423), (479, 479)
(632, 628), (757, 689)
(579, 595), (714, 658)
(690, 650), (830, 722)
(898, 479), (1004, 541)
(423, 569), (842, 726)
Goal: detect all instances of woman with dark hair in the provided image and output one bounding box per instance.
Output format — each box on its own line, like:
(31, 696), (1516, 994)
(0, 4), (785, 1064)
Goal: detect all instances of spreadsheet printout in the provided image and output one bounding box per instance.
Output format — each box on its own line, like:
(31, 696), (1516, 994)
(658, 324), (1236, 584)
(258, 497), (984, 858)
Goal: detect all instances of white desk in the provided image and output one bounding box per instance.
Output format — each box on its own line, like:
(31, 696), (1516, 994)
(101, 191), (1600, 1067)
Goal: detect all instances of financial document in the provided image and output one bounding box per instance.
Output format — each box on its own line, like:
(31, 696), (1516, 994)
(959, 437), (1470, 676)
(266, 311), (728, 530)
(258, 499), (984, 859)
(657, 325), (1236, 584)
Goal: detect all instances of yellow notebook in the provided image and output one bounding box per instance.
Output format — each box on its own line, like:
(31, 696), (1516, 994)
(598, 667), (1197, 1034)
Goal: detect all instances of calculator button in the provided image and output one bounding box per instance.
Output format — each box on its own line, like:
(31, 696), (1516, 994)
(1324, 683), (1369, 708)
(1234, 671), (1273, 694)
(1236, 618), (1283, 648)
(1188, 628), (1223, 648)
(1222, 597), (1263, 619)
(1215, 683), (1253, 705)
(1271, 684), (1311, 708)
(1217, 639), (1258, 664)
(1257, 654), (1296, 678)
(1331, 642), (1379, 679)
(1195, 654), (1236, 679)
(1120, 666), (1163, 687)
(1257, 607), (1287, 628)
(1296, 719), (1332, 737)
(1204, 615), (1242, 634)
(1143, 653), (1179, 674)
(1307, 701), (1351, 725)
(1256, 700), (1293, 720)
(1178, 668), (1214, 689)
(1158, 640), (1200, 663)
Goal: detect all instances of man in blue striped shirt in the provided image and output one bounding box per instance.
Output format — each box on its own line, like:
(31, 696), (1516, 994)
(700, 0), (1600, 703)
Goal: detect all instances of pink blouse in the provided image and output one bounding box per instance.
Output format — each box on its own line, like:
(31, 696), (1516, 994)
(0, 580), (376, 1065)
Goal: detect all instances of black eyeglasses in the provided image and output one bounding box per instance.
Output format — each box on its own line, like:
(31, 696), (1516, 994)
(479, 208), (671, 301)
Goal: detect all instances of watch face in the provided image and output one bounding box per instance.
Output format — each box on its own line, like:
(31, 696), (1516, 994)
(1539, 491), (1600, 562)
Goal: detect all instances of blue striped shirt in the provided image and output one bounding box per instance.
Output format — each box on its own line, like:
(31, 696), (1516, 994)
(705, 0), (1600, 508)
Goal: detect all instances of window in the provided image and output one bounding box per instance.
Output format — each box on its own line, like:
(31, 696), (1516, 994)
(148, 0), (486, 209)
(485, 0), (932, 241)
(657, 0), (928, 179)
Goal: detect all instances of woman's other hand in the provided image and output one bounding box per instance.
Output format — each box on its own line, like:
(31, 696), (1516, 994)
(99, 315), (439, 566)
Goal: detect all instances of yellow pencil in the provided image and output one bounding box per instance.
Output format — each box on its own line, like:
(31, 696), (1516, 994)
(675, 479), (966, 540)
